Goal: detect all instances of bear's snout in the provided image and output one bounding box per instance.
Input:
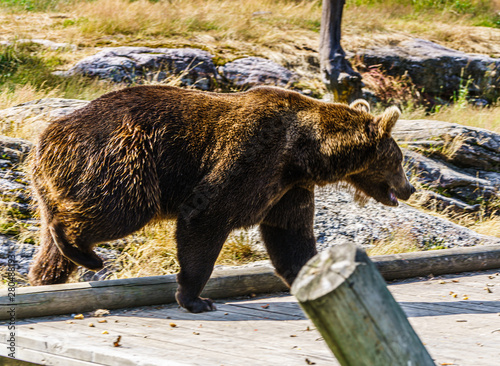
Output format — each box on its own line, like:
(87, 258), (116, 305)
(396, 182), (416, 201)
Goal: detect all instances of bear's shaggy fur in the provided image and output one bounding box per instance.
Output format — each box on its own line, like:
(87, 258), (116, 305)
(28, 85), (414, 312)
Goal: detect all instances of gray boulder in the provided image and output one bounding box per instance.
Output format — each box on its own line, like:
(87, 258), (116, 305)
(64, 47), (220, 90)
(0, 98), (89, 139)
(219, 57), (298, 88)
(356, 39), (500, 101)
(394, 119), (500, 213)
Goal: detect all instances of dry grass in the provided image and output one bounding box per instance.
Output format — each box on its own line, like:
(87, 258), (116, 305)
(367, 226), (421, 256)
(469, 216), (500, 237)
(110, 222), (267, 279)
(402, 104), (500, 134)
(0, 84), (58, 110)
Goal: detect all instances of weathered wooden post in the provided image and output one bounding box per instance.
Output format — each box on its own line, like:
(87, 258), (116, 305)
(291, 243), (435, 366)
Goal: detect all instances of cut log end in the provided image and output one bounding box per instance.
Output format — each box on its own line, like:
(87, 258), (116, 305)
(292, 243), (359, 302)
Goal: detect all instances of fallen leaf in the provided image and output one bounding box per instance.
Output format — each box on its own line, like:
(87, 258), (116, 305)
(290, 335), (297, 337)
(102, 331), (109, 334)
(169, 323), (177, 328)
(113, 335), (121, 347)
(74, 314), (84, 320)
(93, 309), (110, 317)
(305, 358), (316, 365)
(88, 323), (95, 327)
(261, 304), (270, 309)
(98, 319), (107, 323)
(193, 332), (200, 335)
(485, 287), (493, 293)
(66, 321), (74, 324)
(438, 280), (445, 284)
(451, 279), (459, 283)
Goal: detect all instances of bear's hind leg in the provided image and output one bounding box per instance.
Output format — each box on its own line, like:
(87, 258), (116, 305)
(175, 215), (230, 313)
(28, 225), (78, 286)
(260, 187), (317, 286)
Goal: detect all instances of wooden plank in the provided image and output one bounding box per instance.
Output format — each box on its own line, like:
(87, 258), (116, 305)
(7, 322), (260, 366)
(1, 349), (105, 366)
(0, 263), (287, 320)
(1, 270), (499, 366)
(292, 243), (435, 366)
(373, 245), (500, 280)
(15, 314), (334, 365)
(2, 246), (499, 320)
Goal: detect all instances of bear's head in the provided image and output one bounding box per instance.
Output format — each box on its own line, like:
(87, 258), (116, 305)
(346, 101), (416, 207)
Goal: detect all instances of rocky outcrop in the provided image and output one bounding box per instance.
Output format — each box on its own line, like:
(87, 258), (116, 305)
(0, 98), (89, 139)
(62, 47), (220, 90)
(355, 39), (500, 101)
(393, 119), (499, 215)
(61, 47), (299, 90)
(219, 57), (298, 88)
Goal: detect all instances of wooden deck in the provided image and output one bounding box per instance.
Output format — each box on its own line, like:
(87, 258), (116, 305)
(1, 269), (499, 366)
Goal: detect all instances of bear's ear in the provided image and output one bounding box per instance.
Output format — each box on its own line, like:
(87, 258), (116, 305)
(374, 106), (401, 137)
(349, 99), (370, 113)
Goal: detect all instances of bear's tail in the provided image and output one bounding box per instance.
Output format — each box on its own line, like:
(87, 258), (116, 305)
(28, 228), (78, 286)
(49, 219), (104, 271)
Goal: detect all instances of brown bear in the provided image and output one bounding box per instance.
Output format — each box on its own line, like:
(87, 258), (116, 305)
(28, 85), (415, 313)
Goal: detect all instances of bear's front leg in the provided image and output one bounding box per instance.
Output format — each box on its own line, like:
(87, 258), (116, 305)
(260, 187), (317, 286)
(175, 214), (230, 313)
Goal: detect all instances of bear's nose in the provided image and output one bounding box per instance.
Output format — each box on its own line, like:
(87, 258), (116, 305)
(410, 185), (416, 194)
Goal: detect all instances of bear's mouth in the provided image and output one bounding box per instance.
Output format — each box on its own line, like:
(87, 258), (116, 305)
(388, 188), (398, 206)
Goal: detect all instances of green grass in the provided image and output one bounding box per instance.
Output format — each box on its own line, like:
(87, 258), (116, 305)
(0, 0), (74, 12)
(0, 43), (120, 106)
(350, 0), (499, 25)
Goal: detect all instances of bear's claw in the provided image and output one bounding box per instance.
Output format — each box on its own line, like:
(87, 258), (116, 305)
(176, 293), (217, 313)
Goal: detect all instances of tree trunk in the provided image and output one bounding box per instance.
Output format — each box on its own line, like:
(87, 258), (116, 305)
(320, 0), (362, 103)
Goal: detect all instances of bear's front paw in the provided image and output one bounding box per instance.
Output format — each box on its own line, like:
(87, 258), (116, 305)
(176, 293), (217, 313)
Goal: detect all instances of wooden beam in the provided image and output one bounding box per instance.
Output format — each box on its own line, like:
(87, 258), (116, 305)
(372, 244), (500, 280)
(291, 243), (435, 366)
(1, 245), (499, 320)
(0, 263), (287, 320)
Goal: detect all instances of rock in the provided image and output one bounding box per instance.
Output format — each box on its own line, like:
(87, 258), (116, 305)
(64, 47), (220, 90)
(0, 235), (37, 276)
(412, 190), (481, 214)
(0, 98), (89, 139)
(0, 136), (32, 164)
(356, 39), (500, 101)
(394, 119), (500, 209)
(219, 57), (298, 88)
(59, 48), (299, 90)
